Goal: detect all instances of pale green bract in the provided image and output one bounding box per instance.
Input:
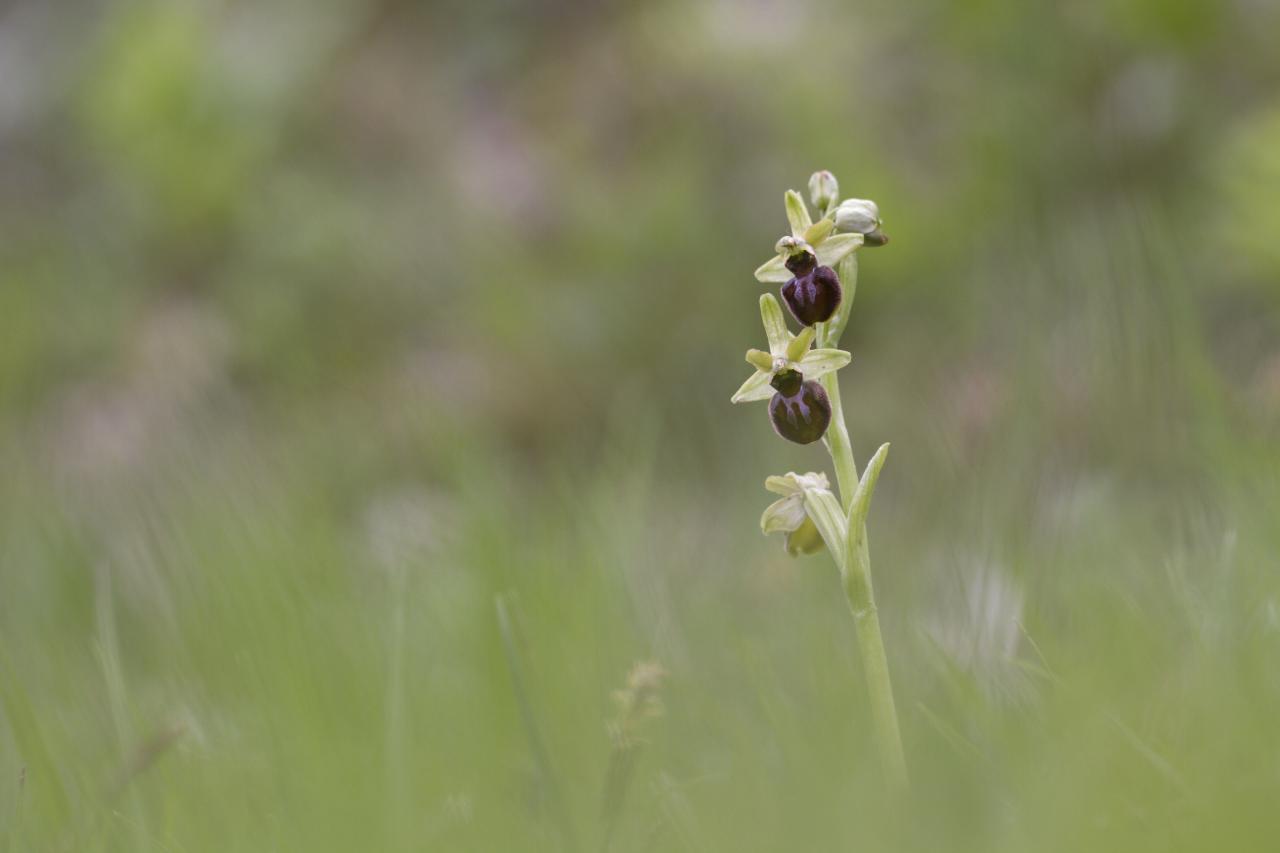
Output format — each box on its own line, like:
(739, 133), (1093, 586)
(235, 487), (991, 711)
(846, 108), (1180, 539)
(847, 442), (891, 550)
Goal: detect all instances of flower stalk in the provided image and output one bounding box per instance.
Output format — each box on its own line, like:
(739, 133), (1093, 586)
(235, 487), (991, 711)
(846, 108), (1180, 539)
(736, 173), (907, 789)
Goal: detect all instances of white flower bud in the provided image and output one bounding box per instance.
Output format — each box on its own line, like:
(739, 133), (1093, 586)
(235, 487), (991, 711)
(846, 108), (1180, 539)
(808, 170), (839, 212)
(834, 198), (880, 235)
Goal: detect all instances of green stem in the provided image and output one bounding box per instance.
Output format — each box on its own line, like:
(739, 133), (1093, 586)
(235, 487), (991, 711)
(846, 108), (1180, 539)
(842, 522), (908, 789)
(820, 375), (859, 508)
(818, 252), (908, 790)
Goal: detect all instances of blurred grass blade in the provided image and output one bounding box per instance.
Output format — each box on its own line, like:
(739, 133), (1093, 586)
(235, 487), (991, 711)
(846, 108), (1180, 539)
(915, 702), (988, 766)
(496, 594), (579, 853)
(0, 651), (71, 830)
(598, 747), (636, 853)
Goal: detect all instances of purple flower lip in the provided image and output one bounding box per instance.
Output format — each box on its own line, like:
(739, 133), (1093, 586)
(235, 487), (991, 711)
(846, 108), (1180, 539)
(781, 263), (842, 327)
(768, 370), (832, 444)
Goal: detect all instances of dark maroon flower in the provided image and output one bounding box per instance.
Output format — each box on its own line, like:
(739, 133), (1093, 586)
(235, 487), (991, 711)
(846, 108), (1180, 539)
(768, 369), (832, 444)
(780, 251), (842, 327)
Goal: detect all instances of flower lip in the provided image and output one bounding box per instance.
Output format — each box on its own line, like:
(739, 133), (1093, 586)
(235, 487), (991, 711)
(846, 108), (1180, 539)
(769, 377), (832, 444)
(781, 263), (842, 326)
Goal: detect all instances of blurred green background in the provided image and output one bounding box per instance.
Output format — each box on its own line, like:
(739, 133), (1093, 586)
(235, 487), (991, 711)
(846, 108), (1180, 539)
(3, 0), (1280, 850)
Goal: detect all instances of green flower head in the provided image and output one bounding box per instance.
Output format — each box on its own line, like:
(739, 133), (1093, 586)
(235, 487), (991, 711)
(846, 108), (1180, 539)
(731, 293), (850, 404)
(753, 187), (864, 284)
(760, 471), (834, 556)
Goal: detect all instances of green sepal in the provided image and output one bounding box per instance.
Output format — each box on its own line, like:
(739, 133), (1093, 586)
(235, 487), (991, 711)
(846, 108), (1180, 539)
(784, 189), (812, 237)
(754, 254), (790, 284)
(796, 348), (850, 381)
(815, 233), (863, 269)
(731, 370), (774, 404)
(759, 293), (791, 355)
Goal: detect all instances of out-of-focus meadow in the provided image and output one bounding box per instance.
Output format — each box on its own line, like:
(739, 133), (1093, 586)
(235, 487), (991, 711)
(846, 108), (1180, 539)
(3, 0), (1280, 850)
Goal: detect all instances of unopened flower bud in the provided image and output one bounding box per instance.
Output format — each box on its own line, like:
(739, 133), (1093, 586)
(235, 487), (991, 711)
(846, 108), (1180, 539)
(768, 369), (832, 444)
(808, 170), (839, 213)
(833, 198), (880, 235)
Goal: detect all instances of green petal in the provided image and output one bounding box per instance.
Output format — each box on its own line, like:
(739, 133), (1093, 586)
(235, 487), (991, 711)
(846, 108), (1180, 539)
(754, 254), (790, 283)
(796, 348), (851, 380)
(759, 293), (790, 355)
(804, 218), (834, 245)
(784, 326), (815, 363)
(745, 349), (774, 371)
(731, 369), (774, 404)
(785, 190), (812, 237)
(815, 233), (863, 268)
